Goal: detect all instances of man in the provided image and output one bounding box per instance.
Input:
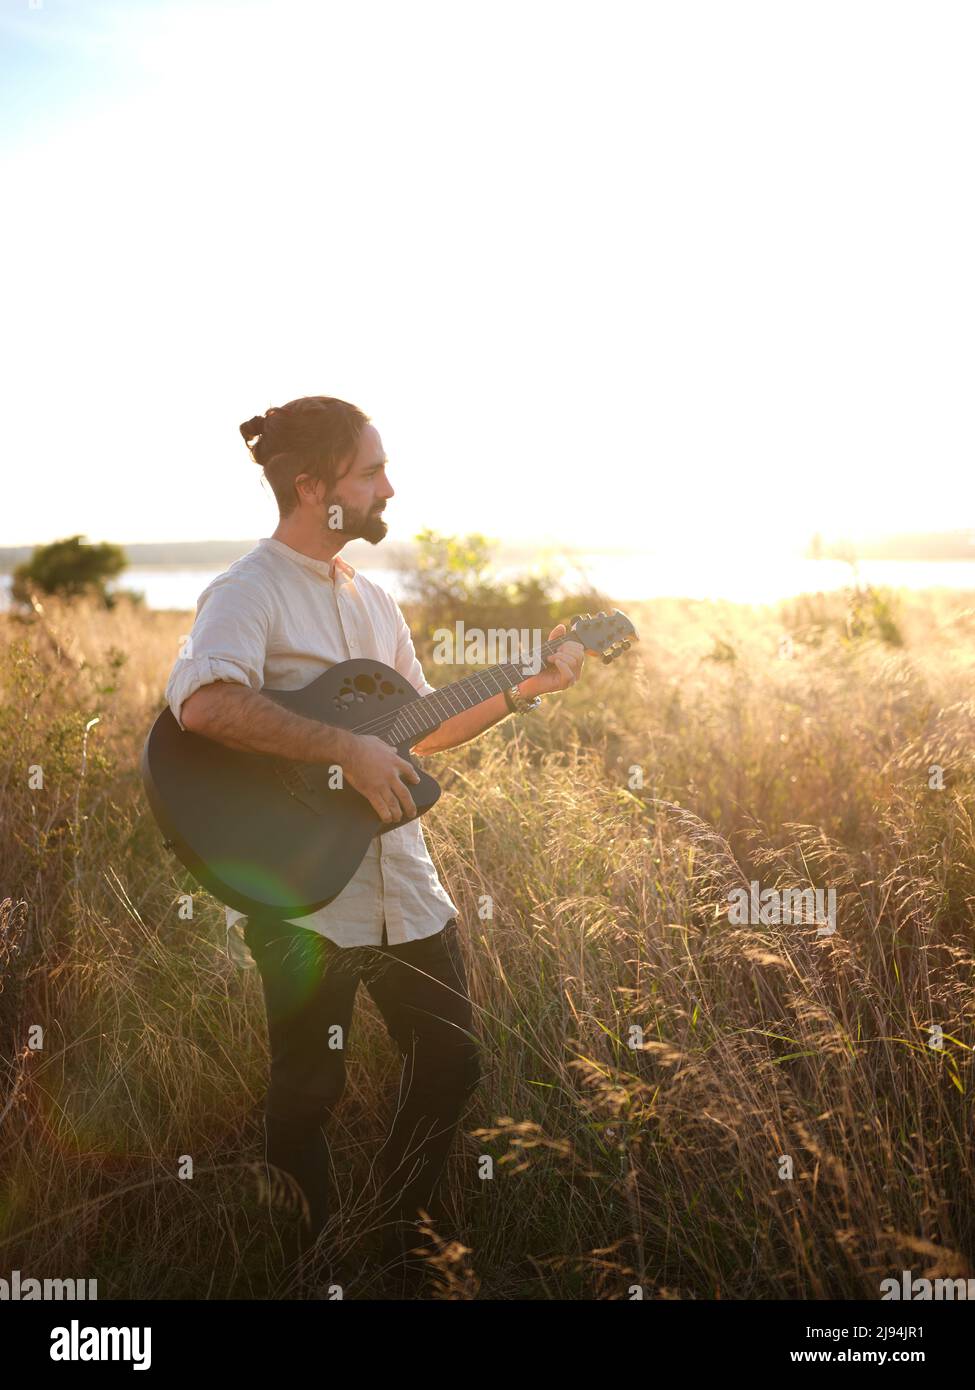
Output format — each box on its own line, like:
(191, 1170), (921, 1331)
(164, 395), (584, 1289)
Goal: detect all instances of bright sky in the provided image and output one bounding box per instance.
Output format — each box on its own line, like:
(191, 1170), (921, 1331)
(2, 0), (973, 556)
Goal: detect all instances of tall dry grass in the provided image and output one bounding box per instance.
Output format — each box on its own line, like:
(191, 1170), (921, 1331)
(1, 585), (973, 1298)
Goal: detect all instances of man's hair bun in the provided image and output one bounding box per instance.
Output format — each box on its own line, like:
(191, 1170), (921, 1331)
(239, 414), (266, 443)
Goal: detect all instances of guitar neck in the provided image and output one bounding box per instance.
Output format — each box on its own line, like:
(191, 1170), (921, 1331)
(388, 636), (570, 744)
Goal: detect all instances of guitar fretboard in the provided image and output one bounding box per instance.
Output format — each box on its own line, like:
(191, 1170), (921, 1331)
(382, 636), (571, 744)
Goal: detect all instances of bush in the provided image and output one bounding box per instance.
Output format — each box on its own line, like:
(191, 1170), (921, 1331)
(398, 529), (612, 675)
(11, 535), (128, 609)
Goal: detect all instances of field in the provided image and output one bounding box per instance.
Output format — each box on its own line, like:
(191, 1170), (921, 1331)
(1, 583), (974, 1299)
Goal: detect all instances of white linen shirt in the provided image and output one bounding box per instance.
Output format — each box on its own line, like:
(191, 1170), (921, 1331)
(164, 536), (459, 966)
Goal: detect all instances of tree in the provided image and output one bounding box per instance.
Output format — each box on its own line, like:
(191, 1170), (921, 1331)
(11, 535), (128, 608)
(401, 528), (500, 614)
(396, 529), (610, 670)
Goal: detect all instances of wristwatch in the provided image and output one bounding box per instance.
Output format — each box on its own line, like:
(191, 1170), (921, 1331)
(504, 682), (542, 715)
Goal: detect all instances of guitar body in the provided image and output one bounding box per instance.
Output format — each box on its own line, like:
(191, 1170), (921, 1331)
(141, 659), (441, 919)
(141, 607), (638, 923)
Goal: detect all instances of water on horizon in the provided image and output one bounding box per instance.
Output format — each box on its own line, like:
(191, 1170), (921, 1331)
(3, 556), (975, 612)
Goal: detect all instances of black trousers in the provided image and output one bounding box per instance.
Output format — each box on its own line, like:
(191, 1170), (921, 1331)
(243, 913), (481, 1255)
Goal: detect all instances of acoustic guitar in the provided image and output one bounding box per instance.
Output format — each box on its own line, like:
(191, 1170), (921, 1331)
(141, 609), (638, 918)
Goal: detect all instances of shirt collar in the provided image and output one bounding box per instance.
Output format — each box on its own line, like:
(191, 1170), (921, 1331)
(259, 537), (356, 585)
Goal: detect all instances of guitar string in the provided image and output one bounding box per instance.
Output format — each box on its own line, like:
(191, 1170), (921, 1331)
(279, 621), (629, 761)
(346, 659), (541, 742)
(342, 634), (583, 742)
(340, 621), (632, 743)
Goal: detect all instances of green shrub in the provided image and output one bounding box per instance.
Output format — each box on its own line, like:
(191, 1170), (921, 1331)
(398, 529), (612, 676)
(11, 535), (128, 609)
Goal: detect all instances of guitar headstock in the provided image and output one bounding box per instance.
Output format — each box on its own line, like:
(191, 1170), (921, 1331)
(559, 609), (639, 665)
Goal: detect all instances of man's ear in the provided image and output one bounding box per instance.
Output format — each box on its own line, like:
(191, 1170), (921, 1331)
(295, 472), (326, 507)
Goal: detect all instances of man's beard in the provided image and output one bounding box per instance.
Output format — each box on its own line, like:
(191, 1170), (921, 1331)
(327, 500), (388, 545)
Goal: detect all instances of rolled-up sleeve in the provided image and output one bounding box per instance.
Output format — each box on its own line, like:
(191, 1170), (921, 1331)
(165, 574), (272, 731)
(391, 599), (436, 698)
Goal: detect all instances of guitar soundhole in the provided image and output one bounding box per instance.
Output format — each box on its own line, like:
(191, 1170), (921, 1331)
(333, 675), (368, 711)
(333, 673), (407, 710)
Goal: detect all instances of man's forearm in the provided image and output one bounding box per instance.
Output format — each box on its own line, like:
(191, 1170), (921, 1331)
(412, 691), (512, 755)
(180, 682), (355, 764)
(415, 631), (585, 754)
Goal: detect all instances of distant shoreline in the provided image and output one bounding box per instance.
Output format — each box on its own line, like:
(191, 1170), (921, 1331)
(0, 538), (640, 574)
(3, 531), (975, 572)
(5, 555), (975, 612)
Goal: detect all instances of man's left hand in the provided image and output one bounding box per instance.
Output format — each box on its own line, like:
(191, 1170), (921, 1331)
(519, 623), (585, 697)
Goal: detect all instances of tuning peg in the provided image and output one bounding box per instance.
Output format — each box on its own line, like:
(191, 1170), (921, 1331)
(570, 614), (582, 626)
(602, 651), (613, 664)
(622, 640), (631, 650)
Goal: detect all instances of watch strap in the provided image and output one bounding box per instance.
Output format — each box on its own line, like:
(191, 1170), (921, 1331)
(505, 683), (541, 715)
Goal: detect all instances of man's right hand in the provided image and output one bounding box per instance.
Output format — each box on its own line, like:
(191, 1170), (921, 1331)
(340, 733), (420, 824)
